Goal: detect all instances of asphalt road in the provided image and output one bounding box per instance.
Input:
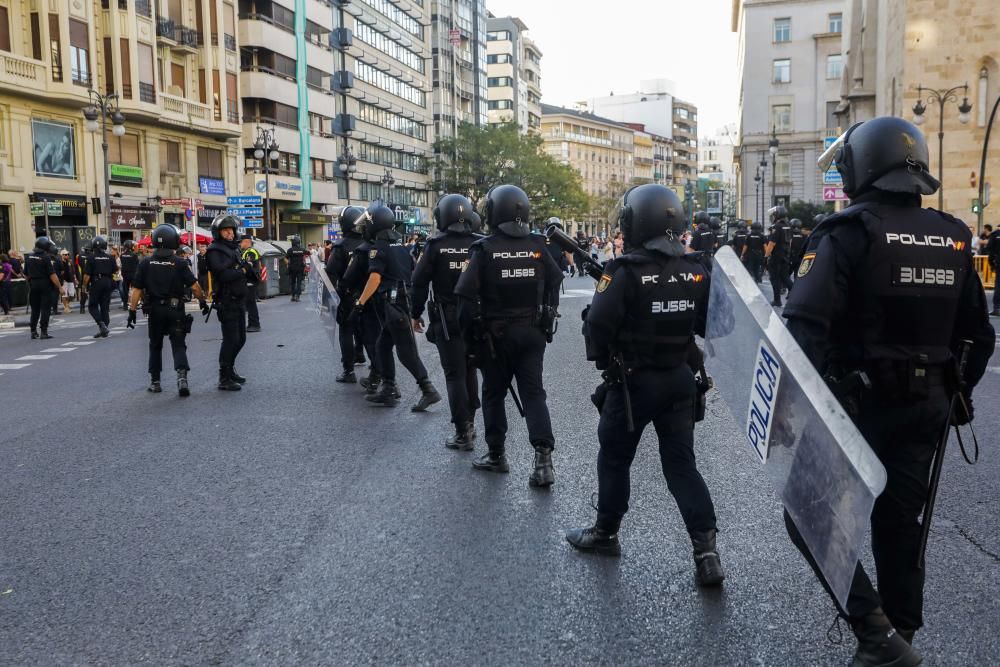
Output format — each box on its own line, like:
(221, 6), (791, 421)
(1, 277), (997, 666)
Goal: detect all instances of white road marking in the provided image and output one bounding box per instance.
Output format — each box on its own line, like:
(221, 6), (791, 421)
(63, 341), (96, 346)
(41, 348), (75, 353)
(17, 355), (55, 360)
(0, 364), (31, 370)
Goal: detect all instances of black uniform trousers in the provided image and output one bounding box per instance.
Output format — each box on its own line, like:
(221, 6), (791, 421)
(431, 317), (479, 426)
(597, 365), (717, 533)
(289, 270), (305, 298)
(744, 253), (764, 283)
(768, 258), (794, 304)
(244, 285), (260, 328)
(375, 298), (428, 385)
(28, 284), (53, 332)
(147, 302), (189, 376)
(336, 290), (358, 372)
(360, 306), (381, 374)
(216, 299), (247, 368)
(480, 323), (553, 451)
(784, 384), (949, 633)
(88, 277), (113, 327)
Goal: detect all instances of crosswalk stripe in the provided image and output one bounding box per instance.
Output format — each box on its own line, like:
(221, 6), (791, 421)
(17, 355), (56, 360)
(63, 341), (96, 346)
(41, 348), (76, 353)
(0, 364), (31, 370)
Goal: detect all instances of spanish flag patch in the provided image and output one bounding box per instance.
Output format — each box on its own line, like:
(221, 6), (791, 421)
(797, 253), (816, 278)
(597, 273), (612, 293)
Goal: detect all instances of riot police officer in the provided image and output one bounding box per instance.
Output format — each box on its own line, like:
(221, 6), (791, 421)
(411, 194), (481, 449)
(787, 218), (807, 279)
(25, 236), (61, 340)
(120, 240), (139, 311)
(544, 218), (570, 274)
(126, 224), (209, 395)
(742, 222), (766, 283)
(710, 216), (726, 250)
(410, 230), (428, 262)
(206, 215), (256, 391)
(82, 235), (116, 337)
(564, 184), (725, 587)
(764, 206), (794, 306)
(352, 204), (440, 410)
(341, 211), (384, 394)
(240, 234), (262, 332)
(286, 235), (307, 301)
(327, 206), (368, 383)
(782, 116), (995, 666)
(454, 185), (563, 486)
(689, 212), (716, 254)
(731, 221), (749, 258)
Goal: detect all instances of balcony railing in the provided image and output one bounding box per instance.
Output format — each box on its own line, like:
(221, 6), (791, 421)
(0, 52), (46, 89)
(139, 82), (156, 103)
(175, 27), (200, 48)
(227, 105), (239, 124)
(224, 34), (236, 51)
(161, 92), (211, 122)
(156, 19), (175, 40)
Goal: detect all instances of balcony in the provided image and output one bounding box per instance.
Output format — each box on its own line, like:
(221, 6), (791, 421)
(160, 92), (213, 131)
(156, 19), (176, 43)
(0, 52), (47, 93)
(174, 26), (201, 51)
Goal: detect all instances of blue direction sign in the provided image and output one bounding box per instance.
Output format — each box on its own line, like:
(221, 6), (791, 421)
(242, 218), (264, 229)
(823, 137), (843, 186)
(227, 207), (263, 217)
(227, 195), (262, 206)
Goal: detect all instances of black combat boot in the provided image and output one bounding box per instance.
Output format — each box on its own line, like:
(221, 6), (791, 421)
(445, 421), (476, 451)
(691, 529), (725, 587)
(30, 330), (38, 339)
(528, 446), (555, 488)
(472, 449), (510, 473)
(147, 374), (162, 393)
(94, 323), (110, 338)
(177, 369), (190, 397)
(849, 608), (922, 667)
(566, 514), (622, 556)
(360, 371), (380, 394)
(230, 367), (247, 384)
(411, 379), (441, 412)
(40, 331), (52, 340)
(218, 367), (242, 391)
(368, 380), (400, 407)
(336, 369), (357, 383)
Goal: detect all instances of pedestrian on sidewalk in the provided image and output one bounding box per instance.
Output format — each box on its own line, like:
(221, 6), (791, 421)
(0, 253), (13, 315)
(57, 250), (76, 313)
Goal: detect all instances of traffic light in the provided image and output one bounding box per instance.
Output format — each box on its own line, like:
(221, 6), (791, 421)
(972, 198), (982, 215)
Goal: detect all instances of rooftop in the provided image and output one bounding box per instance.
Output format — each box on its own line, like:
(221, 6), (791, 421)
(539, 104), (633, 130)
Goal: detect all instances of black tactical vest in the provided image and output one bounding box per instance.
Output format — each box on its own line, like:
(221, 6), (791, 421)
(745, 233), (765, 255)
(616, 252), (707, 368)
(370, 239), (413, 292)
(88, 251), (116, 278)
(478, 233), (548, 321)
(25, 252), (51, 283)
(732, 231), (748, 255)
(427, 233), (475, 303)
(143, 251), (186, 300)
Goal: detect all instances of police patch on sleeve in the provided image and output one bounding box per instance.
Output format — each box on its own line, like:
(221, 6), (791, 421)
(596, 273), (612, 293)
(369, 249), (378, 259)
(797, 253), (816, 278)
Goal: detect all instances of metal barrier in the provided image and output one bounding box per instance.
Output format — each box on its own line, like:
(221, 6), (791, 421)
(974, 255), (995, 289)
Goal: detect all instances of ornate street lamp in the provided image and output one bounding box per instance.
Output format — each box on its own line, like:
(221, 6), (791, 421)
(83, 91), (126, 236)
(250, 125), (280, 239)
(912, 83), (972, 210)
(337, 147), (357, 205)
(381, 168), (395, 204)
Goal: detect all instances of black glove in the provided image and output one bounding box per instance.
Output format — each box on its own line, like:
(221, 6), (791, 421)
(200, 300), (211, 317)
(952, 391), (974, 426)
(126, 310), (137, 329)
(346, 301), (363, 324)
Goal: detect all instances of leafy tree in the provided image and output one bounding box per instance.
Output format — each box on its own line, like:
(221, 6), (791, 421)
(432, 122), (590, 228)
(786, 199), (834, 224)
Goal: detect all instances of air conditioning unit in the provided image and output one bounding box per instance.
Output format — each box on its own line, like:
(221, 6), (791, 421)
(333, 71), (354, 90)
(330, 28), (353, 49)
(336, 113), (356, 135)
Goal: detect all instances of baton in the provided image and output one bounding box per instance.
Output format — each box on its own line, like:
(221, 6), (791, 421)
(917, 339), (972, 570)
(614, 351), (635, 432)
(484, 327), (525, 417)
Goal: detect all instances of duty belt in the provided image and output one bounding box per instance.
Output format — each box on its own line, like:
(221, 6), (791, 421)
(151, 297), (185, 307)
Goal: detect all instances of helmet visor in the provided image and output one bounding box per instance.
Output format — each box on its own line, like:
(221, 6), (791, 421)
(817, 129), (849, 173)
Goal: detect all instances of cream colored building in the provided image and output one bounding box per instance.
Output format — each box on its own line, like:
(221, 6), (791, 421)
(540, 103), (634, 235)
(837, 0), (1000, 229)
(486, 15), (541, 132)
(0, 0), (243, 253)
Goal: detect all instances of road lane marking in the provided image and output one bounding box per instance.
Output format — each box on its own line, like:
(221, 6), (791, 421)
(0, 364), (31, 370)
(63, 341), (96, 346)
(17, 355), (55, 360)
(41, 348), (76, 352)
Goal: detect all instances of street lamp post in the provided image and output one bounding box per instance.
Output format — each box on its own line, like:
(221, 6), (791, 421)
(754, 169), (762, 223)
(381, 169), (395, 204)
(912, 83), (972, 210)
(768, 128), (780, 213)
(83, 91), (126, 237)
(337, 147), (357, 205)
(977, 70), (1000, 233)
(759, 153), (768, 223)
(251, 125), (280, 240)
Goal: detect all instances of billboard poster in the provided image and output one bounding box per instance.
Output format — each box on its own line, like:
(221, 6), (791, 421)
(32, 120), (76, 178)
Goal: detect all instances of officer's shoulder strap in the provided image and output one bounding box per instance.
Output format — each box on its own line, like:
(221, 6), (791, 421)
(927, 208), (974, 240)
(806, 203), (877, 247)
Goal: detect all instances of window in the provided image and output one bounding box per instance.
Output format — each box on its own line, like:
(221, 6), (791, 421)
(226, 72), (237, 122)
(358, 102), (426, 140)
(137, 43), (155, 102)
(774, 18), (790, 43)
(828, 13), (842, 34)
(118, 38), (131, 98)
(827, 53), (843, 80)
(170, 62), (185, 95)
(272, 4), (294, 31)
(355, 61), (425, 106)
(30, 13), (42, 59)
(197, 146), (223, 179)
(826, 101), (840, 130)
(49, 14), (63, 82)
(0, 6), (10, 52)
(488, 100), (512, 110)
(771, 104), (792, 132)
(106, 131), (140, 166)
(354, 20), (424, 73)
(160, 139), (181, 173)
(69, 19), (90, 86)
(356, 0), (422, 40)
(773, 59), (790, 83)
(487, 30), (510, 41)
(486, 54), (510, 64)
(487, 76), (512, 87)
(103, 37), (114, 94)
(775, 155), (791, 183)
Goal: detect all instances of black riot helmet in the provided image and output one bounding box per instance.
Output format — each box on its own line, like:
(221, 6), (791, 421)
(211, 214), (241, 241)
(290, 235), (302, 247)
(546, 217), (563, 231)
(468, 211), (483, 234)
(92, 235), (108, 251)
(434, 194), (474, 233)
(339, 206), (365, 238)
(709, 217), (722, 230)
(34, 236), (54, 252)
(768, 206), (788, 225)
(789, 218), (802, 230)
(751, 221), (763, 233)
(813, 213), (827, 227)
(618, 184), (686, 257)
(123, 239), (136, 252)
(151, 224), (181, 250)
(828, 116), (939, 198)
(693, 211), (710, 228)
(483, 184), (531, 237)
(366, 203), (397, 240)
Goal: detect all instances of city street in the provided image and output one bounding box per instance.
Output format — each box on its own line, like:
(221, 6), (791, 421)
(1, 276), (998, 666)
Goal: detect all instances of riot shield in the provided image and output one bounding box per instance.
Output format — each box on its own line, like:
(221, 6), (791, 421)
(308, 251), (340, 354)
(705, 246), (886, 609)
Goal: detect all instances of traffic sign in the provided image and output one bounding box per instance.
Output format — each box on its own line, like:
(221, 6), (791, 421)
(822, 186), (848, 202)
(823, 137), (843, 186)
(30, 202), (62, 216)
(185, 209), (194, 220)
(227, 195), (262, 206)
(242, 218), (264, 229)
(227, 207), (263, 217)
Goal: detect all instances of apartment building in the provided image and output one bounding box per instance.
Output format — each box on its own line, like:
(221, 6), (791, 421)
(0, 0), (243, 252)
(540, 103), (634, 236)
(431, 0), (487, 145)
(732, 0), (844, 221)
(698, 124), (737, 187)
(485, 15), (541, 132)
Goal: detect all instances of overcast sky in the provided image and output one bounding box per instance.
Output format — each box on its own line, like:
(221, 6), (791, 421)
(485, 0), (740, 139)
